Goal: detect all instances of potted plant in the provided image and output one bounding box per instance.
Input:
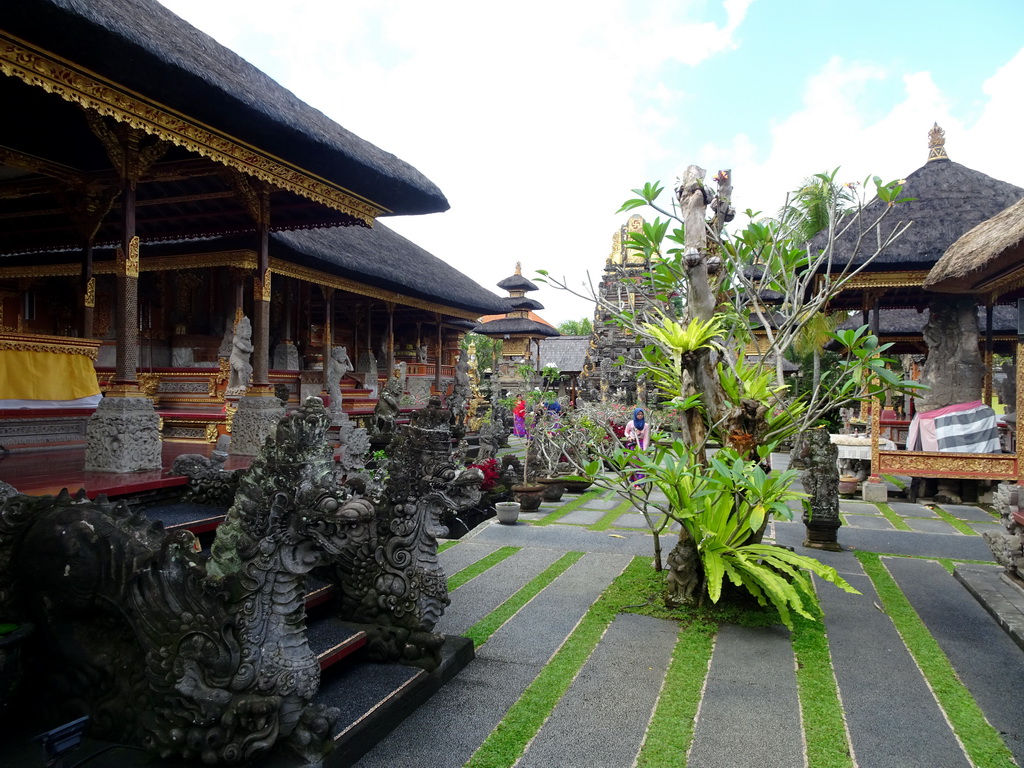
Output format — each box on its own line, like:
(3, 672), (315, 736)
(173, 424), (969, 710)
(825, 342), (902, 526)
(494, 500), (521, 524)
(511, 434), (544, 511)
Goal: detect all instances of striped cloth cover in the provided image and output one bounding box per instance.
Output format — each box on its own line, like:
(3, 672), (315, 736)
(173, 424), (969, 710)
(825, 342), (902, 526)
(907, 400), (1001, 453)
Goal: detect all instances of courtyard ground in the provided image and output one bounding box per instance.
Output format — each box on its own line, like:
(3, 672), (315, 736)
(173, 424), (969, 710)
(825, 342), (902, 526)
(354, 440), (1024, 768)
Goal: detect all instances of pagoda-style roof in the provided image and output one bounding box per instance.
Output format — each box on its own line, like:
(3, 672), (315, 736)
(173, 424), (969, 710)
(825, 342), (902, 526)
(472, 316), (559, 337)
(925, 197), (1024, 299)
(809, 126), (1024, 309)
(496, 262), (539, 293)
(0, 0), (449, 255)
(506, 296), (545, 311)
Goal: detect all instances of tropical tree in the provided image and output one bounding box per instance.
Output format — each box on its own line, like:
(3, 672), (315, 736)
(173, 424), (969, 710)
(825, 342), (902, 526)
(557, 318), (593, 335)
(541, 166), (921, 623)
(461, 332), (502, 374)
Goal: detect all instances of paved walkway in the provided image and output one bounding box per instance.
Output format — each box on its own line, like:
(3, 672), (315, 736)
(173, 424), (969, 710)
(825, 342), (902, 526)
(355, 451), (1024, 768)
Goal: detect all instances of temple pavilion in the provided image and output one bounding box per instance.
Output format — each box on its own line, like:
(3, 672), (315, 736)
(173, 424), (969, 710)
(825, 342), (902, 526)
(0, 0), (505, 473)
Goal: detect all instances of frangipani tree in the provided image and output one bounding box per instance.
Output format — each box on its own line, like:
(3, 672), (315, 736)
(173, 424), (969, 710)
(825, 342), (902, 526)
(541, 167), (923, 624)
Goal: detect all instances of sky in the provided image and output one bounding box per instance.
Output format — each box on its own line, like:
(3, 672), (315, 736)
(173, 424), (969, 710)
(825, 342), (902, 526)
(159, 0), (1024, 326)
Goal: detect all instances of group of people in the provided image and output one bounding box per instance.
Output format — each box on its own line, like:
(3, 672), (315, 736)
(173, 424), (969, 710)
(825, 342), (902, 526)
(511, 395), (650, 451)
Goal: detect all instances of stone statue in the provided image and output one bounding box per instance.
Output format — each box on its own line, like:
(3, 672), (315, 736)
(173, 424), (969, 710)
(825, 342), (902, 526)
(449, 349), (471, 427)
(372, 362), (404, 438)
(226, 316), (253, 395)
(416, 343), (428, 363)
(217, 317), (235, 359)
(326, 346), (352, 413)
(0, 400), (378, 764)
(356, 350), (379, 397)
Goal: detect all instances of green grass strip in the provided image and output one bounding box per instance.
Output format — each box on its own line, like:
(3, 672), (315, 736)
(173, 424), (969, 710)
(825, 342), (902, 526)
(874, 502), (913, 531)
(463, 551), (585, 648)
(534, 489), (604, 526)
(448, 546), (520, 592)
(881, 474), (908, 491)
(464, 557), (650, 768)
(929, 505), (981, 536)
(592, 495), (641, 531)
(856, 552), (1016, 768)
(792, 610), (853, 768)
(437, 540), (458, 554)
(635, 620), (715, 768)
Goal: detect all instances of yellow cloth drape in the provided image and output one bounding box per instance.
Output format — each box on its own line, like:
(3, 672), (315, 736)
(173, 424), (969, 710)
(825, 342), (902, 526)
(0, 349), (101, 400)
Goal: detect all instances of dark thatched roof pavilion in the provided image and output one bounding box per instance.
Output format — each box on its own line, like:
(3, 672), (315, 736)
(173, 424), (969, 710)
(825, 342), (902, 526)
(0, 0), (449, 256)
(810, 125), (1024, 311)
(924, 197), (1024, 300)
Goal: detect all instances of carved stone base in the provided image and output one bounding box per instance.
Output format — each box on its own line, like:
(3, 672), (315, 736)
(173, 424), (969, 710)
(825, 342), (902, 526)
(273, 340), (300, 371)
(84, 396), (162, 472)
(230, 395), (285, 455)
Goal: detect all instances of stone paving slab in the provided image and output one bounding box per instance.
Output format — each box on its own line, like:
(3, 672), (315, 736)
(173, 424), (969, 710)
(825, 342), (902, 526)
(468, 517), (654, 557)
(842, 514), (895, 530)
(887, 500), (939, 517)
(815, 566), (971, 768)
(688, 624), (804, 768)
(578, 498), (624, 511)
(556, 508), (605, 526)
(968, 521), (1000, 534)
(355, 548), (631, 768)
(904, 517), (959, 534)
(956, 565), (1024, 652)
(885, 557), (1024, 765)
(840, 501), (884, 514)
(479, 553), (632, 667)
(435, 546), (565, 636)
(610, 512), (650, 529)
(438, 541), (503, 576)
(934, 503), (999, 523)
(775, 520), (994, 561)
(516, 613), (678, 768)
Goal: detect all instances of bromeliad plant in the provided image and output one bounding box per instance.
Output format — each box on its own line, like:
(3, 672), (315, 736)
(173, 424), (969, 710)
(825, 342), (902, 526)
(634, 442), (856, 627)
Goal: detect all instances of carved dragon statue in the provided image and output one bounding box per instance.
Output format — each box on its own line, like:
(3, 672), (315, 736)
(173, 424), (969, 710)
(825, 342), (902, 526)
(322, 395), (483, 670)
(0, 399), (374, 764)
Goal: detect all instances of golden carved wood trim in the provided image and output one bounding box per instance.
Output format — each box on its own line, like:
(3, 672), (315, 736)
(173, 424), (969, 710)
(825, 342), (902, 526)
(876, 450), (1017, 480)
(0, 332), (102, 358)
(84, 277), (96, 308)
(0, 33), (386, 223)
(0, 250), (258, 279)
(818, 270), (931, 293)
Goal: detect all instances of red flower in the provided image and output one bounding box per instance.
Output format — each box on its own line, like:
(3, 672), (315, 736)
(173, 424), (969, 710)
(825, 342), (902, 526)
(470, 457), (501, 491)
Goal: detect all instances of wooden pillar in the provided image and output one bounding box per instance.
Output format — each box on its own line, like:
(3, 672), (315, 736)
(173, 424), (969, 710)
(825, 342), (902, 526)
(113, 174), (139, 387)
(984, 302), (994, 406)
(1018, 337), (1024, 486)
(386, 301), (395, 373)
(321, 287), (334, 396)
(251, 189), (271, 389)
(435, 314), (443, 393)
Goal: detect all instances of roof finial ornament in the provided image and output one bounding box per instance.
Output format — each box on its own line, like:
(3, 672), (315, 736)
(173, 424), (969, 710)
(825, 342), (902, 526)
(515, 261), (522, 275)
(927, 122), (949, 163)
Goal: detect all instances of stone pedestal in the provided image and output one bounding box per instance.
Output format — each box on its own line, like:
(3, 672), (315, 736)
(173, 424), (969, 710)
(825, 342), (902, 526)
(230, 393), (285, 455)
(84, 396), (162, 472)
(862, 480), (888, 502)
(273, 340), (300, 371)
(791, 427), (842, 551)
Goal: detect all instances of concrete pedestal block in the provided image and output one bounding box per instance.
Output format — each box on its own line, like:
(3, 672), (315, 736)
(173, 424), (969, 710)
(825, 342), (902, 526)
(862, 480), (888, 502)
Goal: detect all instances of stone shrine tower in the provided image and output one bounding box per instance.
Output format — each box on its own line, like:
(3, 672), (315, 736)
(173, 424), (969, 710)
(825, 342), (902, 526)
(579, 214), (653, 404)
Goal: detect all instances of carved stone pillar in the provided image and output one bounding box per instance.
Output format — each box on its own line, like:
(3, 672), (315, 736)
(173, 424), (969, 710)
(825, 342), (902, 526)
(321, 286), (334, 403)
(230, 181), (282, 456)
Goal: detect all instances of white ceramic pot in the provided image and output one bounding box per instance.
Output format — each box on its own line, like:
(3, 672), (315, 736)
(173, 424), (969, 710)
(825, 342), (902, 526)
(495, 501), (521, 525)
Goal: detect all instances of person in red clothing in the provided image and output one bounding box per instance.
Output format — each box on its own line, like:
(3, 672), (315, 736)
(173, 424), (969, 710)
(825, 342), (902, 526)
(513, 395), (527, 437)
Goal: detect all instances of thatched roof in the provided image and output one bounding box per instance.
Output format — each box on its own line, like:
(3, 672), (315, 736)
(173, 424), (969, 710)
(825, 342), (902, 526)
(1, 0), (447, 217)
(810, 157), (1023, 272)
(538, 336), (590, 373)
(473, 317), (560, 337)
(6, 222), (507, 316)
(496, 273), (539, 292)
(924, 197), (1024, 295)
(836, 305), (1018, 335)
